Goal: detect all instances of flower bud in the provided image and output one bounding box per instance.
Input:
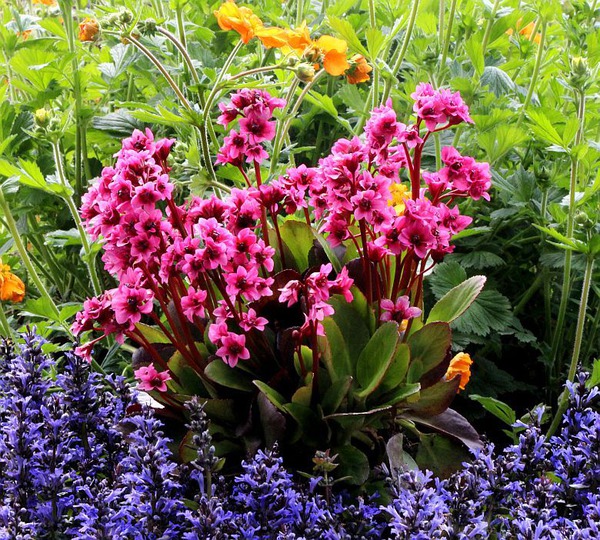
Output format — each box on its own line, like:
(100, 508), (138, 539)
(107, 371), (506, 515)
(34, 108), (50, 128)
(295, 63), (315, 83)
(118, 8), (134, 25)
(569, 56), (591, 91)
(138, 18), (157, 36)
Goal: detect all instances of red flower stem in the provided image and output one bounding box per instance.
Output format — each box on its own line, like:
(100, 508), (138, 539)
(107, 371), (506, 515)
(309, 320), (320, 408)
(166, 198), (187, 236)
(253, 161), (272, 249)
(270, 208), (287, 268)
(139, 263), (189, 349)
(359, 219), (373, 304)
(210, 271), (242, 324)
(402, 142), (414, 177)
(397, 251), (414, 296)
(303, 207), (312, 228)
(237, 166), (252, 187)
(128, 329), (179, 383)
(169, 276), (207, 369)
(411, 143), (424, 200)
(391, 253), (407, 299)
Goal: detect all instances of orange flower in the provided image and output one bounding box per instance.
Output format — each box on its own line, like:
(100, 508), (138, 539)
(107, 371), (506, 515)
(283, 22), (312, 53)
(346, 54), (372, 84)
(33, 0), (57, 5)
(445, 352), (473, 392)
(255, 26), (290, 48)
(78, 17), (99, 42)
(0, 263), (25, 303)
(506, 19), (541, 45)
(16, 30), (32, 40)
(314, 35), (349, 76)
(214, 1), (263, 44)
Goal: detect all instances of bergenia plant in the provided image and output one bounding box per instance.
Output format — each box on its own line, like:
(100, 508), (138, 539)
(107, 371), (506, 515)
(74, 83), (491, 478)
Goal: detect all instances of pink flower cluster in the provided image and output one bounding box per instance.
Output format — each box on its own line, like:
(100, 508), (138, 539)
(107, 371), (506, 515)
(216, 88), (285, 166)
(411, 83), (473, 131)
(280, 264), (353, 337)
(134, 364), (171, 393)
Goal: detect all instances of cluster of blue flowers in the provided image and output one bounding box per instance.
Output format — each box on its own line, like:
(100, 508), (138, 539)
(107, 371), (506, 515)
(0, 332), (598, 539)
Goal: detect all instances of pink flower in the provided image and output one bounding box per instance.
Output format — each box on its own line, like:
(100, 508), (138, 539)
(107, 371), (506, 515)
(279, 280), (301, 306)
(216, 332), (250, 367)
(112, 285), (154, 325)
(329, 266), (354, 302)
(398, 218), (436, 259)
(351, 189), (386, 223)
(239, 113), (276, 144)
(239, 308), (268, 332)
(224, 265), (261, 301)
(380, 295), (422, 323)
(181, 286), (208, 322)
(134, 365), (172, 392)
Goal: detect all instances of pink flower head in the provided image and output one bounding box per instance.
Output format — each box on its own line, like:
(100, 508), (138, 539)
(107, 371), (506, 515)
(216, 332), (250, 367)
(329, 266), (354, 302)
(239, 308), (268, 332)
(397, 124), (423, 149)
(365, 99), (401, 149)
(239, 112), (276, 144)
(399, 217), (436, 259)
(351, 189), (387, 223)
(112, 285), (154, 325)
(134, 365), (172, 393)
(181, 286), (208, 322)
(279, 280), (301, 307)
(380, 295), (422, 323)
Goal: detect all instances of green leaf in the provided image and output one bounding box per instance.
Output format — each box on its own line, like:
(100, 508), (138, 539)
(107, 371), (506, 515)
(470, 394), (516, 426)
(253, 381), (287, 412)
(205, 359), (254, 392)
(278, 219), (314, 271)
(427, 276), (486, 324)
(320, 318), (353, 381)
(291, 373), (314, 406)
(378, 343), (410, 393)
(465, 36), (484, 76)
(407, 323), (452, 377)
(283, 402), (323, 445)
(334, 445), (370, 485)
(528, 109), (565, 148)
(379, 383), (421, 407)
(408, 378), (460, 416)
(586, 359), (600, 389)
(327, 17), (369, 57)
(403, 408), (482, 450)
(322, 375), (353, 414)
(446, 251), (505, 270)
(480, 66), (516, 96)
(135, 323), (171, 344)
(355, 322), (400, 398)
(416, 433), (471, 479)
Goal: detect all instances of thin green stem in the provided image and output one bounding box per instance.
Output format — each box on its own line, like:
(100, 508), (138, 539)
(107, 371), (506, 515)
(438, 0), (445, 48)
(157, 27), (202, 90)
(481, 0), (501, 53)
(202, 40), (244, 183)
(440, 0), (459, 74)
(517, 19), (547, 126)
(0, 302), (13, 337)
(0, 189), (63, 324)
(358, 0), (421, 132)
(126, 34), (194, 114)
(51, 141), (102, 297)
(547, 256), (595, 438)
(59, 0), (86, 201)
(550, 90), (586, 371)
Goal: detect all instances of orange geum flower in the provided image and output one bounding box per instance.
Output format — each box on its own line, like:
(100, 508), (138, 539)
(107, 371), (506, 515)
(346, 54), (372, 84)
(445, 352), (473, 392)
(506, 19), (541, 45)
(255, 26), (290, 49)
(0, 263), (25, 303)
(79, 17), (99, 42)
(33, 0), (57, 5)
(214, 1), (263, 44)
(283, 22), (312, 53)
(314, 35), (350, 76)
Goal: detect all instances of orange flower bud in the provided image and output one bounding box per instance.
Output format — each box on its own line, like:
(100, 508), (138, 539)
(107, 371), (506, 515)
(79, 17), (99, 42)
(445, 352), (473, 392)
